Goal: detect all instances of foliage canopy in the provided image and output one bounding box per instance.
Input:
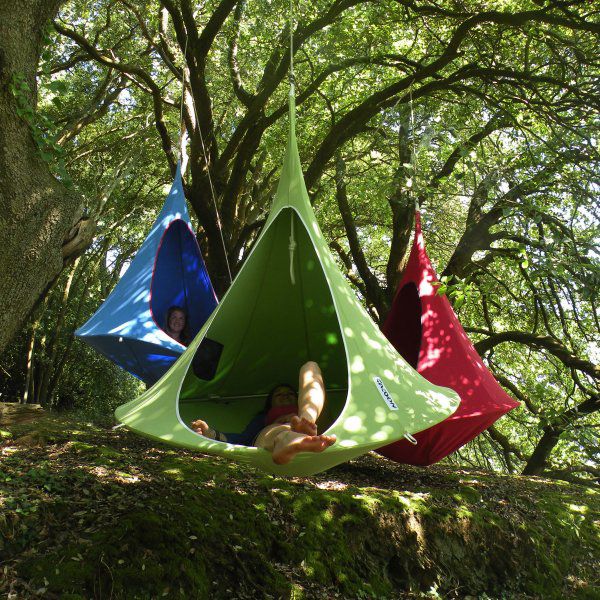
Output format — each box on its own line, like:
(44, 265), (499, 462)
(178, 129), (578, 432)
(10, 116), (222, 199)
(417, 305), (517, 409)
(1, 0), (598, 482)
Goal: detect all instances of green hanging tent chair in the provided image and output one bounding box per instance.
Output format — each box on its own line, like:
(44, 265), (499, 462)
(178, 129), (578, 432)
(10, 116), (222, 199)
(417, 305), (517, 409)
(115, 94), (460, 476)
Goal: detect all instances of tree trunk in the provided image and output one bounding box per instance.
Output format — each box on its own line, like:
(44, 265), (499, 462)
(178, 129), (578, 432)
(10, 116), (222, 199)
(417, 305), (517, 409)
(522, 394), (599, 475)
(521, 426), (562, 476)
(22, 317), (38, 404)
(0, 0), (84, 354)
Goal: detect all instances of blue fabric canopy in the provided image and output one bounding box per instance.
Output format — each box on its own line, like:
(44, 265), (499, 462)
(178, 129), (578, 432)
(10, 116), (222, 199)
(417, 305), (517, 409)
(76, 163), (218, 384)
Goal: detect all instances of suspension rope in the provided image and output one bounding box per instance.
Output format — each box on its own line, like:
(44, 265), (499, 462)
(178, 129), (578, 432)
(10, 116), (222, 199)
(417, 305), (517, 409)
(178, 36), (188, 160)
(409, 86), (419, 212)
(288, 0), (297, 285)
(180, 32), (233, 285)
(289, 0), (294, 94)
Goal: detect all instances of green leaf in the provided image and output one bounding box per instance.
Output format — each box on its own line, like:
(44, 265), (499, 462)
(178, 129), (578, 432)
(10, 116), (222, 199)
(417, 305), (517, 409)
(48, 80), (68, 94)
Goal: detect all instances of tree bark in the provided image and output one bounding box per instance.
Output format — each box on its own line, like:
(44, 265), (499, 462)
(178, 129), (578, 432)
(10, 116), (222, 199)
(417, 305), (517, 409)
(22, 317), (38, 403)
(36, 258), (78, 405)
(0, 0), (85, 354)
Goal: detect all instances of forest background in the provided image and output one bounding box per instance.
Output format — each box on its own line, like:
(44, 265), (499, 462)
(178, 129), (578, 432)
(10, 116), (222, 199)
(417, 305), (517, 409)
(0, 0), (598, 484)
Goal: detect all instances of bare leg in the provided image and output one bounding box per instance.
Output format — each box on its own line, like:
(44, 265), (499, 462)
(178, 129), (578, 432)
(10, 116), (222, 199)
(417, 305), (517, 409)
(290, 361), (325, 436)
(255, 422), (336, 465)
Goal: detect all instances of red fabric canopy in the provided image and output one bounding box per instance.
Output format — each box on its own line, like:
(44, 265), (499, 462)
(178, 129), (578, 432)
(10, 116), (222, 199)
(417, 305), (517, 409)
(378, 212), (519, 466)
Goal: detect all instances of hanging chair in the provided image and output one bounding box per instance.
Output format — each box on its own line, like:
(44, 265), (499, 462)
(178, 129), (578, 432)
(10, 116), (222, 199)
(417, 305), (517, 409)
(114, 96), (460, 477)
(76, 163), (218, 385)
(377, 211), (519, 466)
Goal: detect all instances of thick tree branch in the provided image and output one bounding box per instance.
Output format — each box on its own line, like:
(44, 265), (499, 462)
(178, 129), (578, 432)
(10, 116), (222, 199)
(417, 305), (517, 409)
(56, 71), (124, 145)
(195, 0), (238, 59)
(470, 328), (599, 379)
(492, 372), (538, 415)
(430, 115), (510, 189)
(305, 5), (598, 188)
(335, 152), (387, 318)
(228, 0), (253, 107)
(120, 0), (182, 79)
(522, 393), (600, 475)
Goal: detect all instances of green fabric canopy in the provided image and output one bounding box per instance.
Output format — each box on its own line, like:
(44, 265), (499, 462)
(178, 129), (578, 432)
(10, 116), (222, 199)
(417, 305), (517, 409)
(115, 95), (460, 476)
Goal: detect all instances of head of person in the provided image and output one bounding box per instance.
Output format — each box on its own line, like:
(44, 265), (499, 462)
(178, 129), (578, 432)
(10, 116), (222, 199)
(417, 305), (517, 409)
(265, 384), (298, 411)
(165, 305), (190, 345)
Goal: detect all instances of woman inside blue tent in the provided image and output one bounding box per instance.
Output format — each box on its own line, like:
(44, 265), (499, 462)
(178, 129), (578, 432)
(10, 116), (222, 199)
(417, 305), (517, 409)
(191, 361), (336, 464)
(165, 306), (191, 346)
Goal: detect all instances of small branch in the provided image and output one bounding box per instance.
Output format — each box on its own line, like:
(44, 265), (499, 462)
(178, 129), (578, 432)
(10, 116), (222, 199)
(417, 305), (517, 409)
(54, 21), (176, 172)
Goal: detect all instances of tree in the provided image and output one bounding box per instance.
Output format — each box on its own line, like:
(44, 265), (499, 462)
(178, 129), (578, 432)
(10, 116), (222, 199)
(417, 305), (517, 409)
(0, 0), (96, 354)
(0, 0), (598, 480)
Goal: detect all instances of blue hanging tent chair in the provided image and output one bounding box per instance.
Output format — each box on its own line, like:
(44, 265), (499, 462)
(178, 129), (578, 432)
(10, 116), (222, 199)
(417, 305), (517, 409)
(76, 163), (218, 385)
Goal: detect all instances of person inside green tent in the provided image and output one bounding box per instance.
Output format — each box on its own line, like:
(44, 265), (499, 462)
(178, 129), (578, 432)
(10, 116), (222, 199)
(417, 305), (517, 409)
(190, 361), (336, 464)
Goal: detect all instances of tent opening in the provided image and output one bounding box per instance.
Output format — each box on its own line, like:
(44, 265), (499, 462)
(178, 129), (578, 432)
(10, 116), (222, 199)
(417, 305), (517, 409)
(386, 282), (422, 369)
(177, 209), (348, 443)
(150, 219), (213, 341)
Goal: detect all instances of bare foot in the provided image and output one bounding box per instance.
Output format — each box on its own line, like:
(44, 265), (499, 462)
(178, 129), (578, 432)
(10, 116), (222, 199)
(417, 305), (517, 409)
(271, 432), (336, 465)
(290, 415), (317, 436)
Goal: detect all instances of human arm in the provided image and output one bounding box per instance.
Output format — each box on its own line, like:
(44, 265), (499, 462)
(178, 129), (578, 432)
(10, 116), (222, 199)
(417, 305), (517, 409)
(220, 413), (266, 446)
(190, 419), (228, 442)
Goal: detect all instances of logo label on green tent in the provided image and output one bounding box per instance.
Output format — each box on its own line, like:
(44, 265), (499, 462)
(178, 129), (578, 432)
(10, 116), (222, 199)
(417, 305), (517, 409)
(373, 377), (398, 410)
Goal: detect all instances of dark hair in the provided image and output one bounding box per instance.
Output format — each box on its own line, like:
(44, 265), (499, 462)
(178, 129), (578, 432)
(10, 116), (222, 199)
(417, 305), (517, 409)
(264, 383), (297, 411)
(165, 305), (191, 345)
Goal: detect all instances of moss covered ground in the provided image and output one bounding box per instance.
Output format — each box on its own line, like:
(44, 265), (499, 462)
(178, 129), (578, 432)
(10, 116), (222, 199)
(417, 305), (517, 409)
(0, 408), (598, 599)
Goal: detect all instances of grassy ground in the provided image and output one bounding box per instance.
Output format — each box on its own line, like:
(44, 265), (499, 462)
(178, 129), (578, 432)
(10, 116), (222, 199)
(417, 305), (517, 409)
(0, 406), (598, 599)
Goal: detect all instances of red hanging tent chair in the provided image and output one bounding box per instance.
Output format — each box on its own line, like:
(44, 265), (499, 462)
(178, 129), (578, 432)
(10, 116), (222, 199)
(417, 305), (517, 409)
(378, 211), (519, 466)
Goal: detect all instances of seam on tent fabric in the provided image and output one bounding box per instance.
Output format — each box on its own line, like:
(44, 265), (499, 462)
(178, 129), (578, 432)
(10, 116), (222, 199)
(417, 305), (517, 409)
(288, 209), (351, 435)
(80, 336), (136, 378)
(96, 332), (183, 351)
(178, 224), (187, 312)
(293, 211), (312, 361)
(84, 338), (141, 382)
(217, 217), (280, 396)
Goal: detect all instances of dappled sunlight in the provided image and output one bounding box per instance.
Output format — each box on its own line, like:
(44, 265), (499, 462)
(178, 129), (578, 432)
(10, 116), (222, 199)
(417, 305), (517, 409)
(383, 369), (394, 380)
(350, 355), (365, 374)
(2, 417), (595, 599)
(342, 416), (363, 432)
(370, 427), (395, 443)
(338, 438), (359, 448)
(378, 212), (519, 466)
(406, 512), (427, 550)
(117, 122), (459, 476)
(373, 406), (389, 424)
